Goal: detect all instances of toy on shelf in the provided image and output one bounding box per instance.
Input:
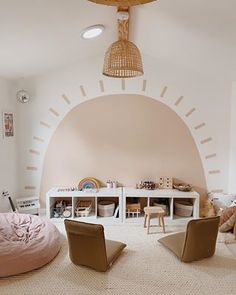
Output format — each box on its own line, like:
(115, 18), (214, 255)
(78, 177), (100, 191)
(106, 180), (118, 189)
(126, 202), (141, 218)
(75, 200), (92, 217)
(136, 181), (155, 190)
(57, 187), (79, 192)
(158, 177), (173, 189)
(143, 181), (155, 190)
(136, 181), (144, 189)
(173, 183), (192, 192)
(63, 206), (72, 218)
(53, 200), (72, 218)
(106, 180), (113, 189)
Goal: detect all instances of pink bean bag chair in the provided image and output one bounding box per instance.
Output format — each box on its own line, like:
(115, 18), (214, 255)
(0, 213), (61, 278)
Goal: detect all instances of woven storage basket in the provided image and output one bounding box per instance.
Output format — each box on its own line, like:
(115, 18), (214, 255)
(174, 201), (193, 217)
(98, 201), (115, 217)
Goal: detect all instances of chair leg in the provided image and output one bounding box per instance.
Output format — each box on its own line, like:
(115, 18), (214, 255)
(161, 216), (166, 233)
(147, 215), (150, 234)
(144, 214), (147, 228)
(158, 215), (161, 226)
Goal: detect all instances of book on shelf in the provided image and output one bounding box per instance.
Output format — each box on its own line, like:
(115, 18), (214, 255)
(114, 205), (119, 218)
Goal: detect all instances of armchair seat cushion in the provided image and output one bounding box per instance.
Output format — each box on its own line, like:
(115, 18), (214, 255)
(159, 232), (185, 258)
(105, 239), (126, 266)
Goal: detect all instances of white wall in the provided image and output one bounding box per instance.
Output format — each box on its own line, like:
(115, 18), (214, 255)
(0, 78), (18, 212)
(229, 82), (236, 192)
(14, 55), (232, 207)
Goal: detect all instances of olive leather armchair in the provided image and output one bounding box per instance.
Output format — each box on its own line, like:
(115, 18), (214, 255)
(158, 216), (220, 262)
(64, 220), (126, 272)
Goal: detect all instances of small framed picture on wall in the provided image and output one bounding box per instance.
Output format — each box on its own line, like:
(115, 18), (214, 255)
(3, 112), (14, 137)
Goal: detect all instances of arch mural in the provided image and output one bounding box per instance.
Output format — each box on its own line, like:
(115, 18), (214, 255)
(39, 94), (208, 207)
(21, 75), (223, 207)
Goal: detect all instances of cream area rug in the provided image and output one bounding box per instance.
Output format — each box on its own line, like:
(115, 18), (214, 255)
(1, 221), (236, 295)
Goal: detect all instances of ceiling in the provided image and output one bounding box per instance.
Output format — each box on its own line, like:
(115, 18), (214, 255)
(0, 0), (236, 79)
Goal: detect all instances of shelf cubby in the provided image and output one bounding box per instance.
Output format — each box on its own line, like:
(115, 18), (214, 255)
(49, 196), (72, 219)
(97, 197), (119, 218)
(73, 196), (96, 219)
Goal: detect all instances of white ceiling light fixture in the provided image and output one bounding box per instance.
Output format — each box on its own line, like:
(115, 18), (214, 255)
(16, 89), (31, 103)
(81, 24), (105, 39)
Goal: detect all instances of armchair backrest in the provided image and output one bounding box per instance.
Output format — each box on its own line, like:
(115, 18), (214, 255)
(64, 220), (108, 271)
(181, 216), (220, 262)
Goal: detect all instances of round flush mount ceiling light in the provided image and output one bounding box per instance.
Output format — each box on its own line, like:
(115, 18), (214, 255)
(81, 25), (105, 39)
(16, 89), (31, 103)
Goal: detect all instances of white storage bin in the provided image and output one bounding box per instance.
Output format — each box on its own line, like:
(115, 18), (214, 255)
(98, 201), (115, 217)
(175, 201), (193, 217)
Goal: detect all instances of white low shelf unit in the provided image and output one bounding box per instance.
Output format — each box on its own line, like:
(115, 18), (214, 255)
(46, 187), (123, 221)
(46, 187), (199, 223)
(123, 188), (200, 222)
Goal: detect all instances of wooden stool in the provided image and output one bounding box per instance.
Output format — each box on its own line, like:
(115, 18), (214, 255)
(144, 206), (166, 234)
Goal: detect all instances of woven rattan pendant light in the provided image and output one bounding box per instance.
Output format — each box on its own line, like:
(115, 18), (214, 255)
(103, 39), (143, 78)
(88, 0), (156, 78)
(104, 6), (144, 78)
